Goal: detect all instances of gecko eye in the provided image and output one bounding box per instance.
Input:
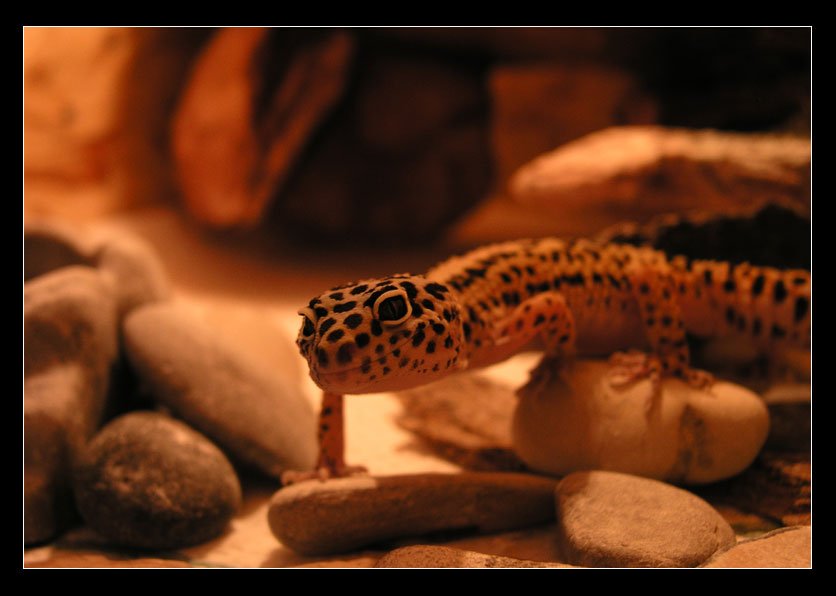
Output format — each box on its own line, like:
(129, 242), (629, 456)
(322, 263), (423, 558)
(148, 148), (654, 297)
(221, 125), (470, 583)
(298, 307), (317, 336)
(374, 291), (411, 326)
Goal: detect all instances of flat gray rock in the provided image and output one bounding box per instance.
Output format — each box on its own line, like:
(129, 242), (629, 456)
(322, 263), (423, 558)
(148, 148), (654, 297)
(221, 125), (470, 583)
(123, 302), (317, 479)
(268, 472), (558, 556)
(73, 411), (242, 549)
(555, 470), (736, 567)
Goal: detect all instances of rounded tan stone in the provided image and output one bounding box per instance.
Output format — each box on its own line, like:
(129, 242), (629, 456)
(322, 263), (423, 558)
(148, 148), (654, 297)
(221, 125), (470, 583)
(512, 358), (770, 484)
(555, 470), (736, 567)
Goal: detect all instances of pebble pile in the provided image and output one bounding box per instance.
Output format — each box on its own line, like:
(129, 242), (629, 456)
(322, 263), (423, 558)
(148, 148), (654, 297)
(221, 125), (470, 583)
(24, 220), (317, 548)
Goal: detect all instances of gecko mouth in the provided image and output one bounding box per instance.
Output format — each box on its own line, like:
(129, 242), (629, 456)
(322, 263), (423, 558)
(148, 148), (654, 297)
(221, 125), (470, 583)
(307, 334), (420, 393)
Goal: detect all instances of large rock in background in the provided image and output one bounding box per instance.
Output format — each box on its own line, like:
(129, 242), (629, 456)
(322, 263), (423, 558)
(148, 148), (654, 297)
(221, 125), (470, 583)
(25, 27), (809, 245)
(23, 27), (206, 218)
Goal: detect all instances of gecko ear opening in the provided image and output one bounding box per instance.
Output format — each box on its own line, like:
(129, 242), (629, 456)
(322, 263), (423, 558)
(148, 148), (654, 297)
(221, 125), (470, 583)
(374, 290), (412, 326)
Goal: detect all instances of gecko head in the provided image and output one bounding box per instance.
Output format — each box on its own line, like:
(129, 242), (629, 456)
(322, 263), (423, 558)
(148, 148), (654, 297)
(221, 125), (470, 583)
(296, 275), (466, 394)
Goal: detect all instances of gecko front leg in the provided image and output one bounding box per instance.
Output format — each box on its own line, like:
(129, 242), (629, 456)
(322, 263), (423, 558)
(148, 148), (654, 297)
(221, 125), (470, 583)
(481, 292), (577, 389)
(281, 391), (367, 484)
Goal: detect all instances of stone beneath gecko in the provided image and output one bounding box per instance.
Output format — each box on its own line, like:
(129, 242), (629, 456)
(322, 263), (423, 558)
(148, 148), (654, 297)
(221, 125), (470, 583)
(287, 237), (811, 483)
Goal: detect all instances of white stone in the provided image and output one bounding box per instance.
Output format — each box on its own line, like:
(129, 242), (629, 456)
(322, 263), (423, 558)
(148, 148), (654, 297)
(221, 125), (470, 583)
(512, 358), (769, 484)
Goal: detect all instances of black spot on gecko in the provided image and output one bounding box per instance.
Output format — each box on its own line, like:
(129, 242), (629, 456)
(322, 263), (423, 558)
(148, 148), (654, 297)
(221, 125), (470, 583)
(444, 336), (453, 349)
(327, 329), (344, 343)
(794, 296), (809, 322)
(723, 279), (736, 293)
(566, 273), (584, 286)
(370, 320), (383, 336)
(355, 333), (370, 348)
(502, 291), (521, 307)
(317, 348), (329, 367)
(422, 299), (435, 310)
(500, 272), (512, 284)
(314, 307), (328, 318)
(703, 270), (713, 286)
(412, 329), (426, 347)
(751, 275), (765, 296)
(319, 318), (337, 334)
(344, 313), (363, 329)
(426, 340), (436, 354)
(425, 283), (449, 299)
(752, 317), (762, 336)
(333, 301), (357, 313)
(432, 322), (445, 335)
(773, 280), (788, 303)
(771, 324), (787, 339)
(463, 322), (472, 341)
(337, 343), (355, 364)
(350, 284), (368, 295)
(725, 307), (735, 325)
(329, 292), (344, 301)
(534, 314), (545, 326)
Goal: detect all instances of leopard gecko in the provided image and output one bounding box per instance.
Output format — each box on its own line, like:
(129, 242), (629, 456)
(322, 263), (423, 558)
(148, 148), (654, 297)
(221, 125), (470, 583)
(291, 237), (811, 480)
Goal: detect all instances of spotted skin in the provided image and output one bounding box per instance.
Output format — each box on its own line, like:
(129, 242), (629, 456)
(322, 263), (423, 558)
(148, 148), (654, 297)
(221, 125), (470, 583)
(289, 237), (811, 482)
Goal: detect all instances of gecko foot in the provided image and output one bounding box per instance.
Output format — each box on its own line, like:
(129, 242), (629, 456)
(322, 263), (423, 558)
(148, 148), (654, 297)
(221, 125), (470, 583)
(281, 463), (369, 486)
(607, 350), (662, 387)
(607, 350), (664, 415)
(681, 367), (715, 391)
